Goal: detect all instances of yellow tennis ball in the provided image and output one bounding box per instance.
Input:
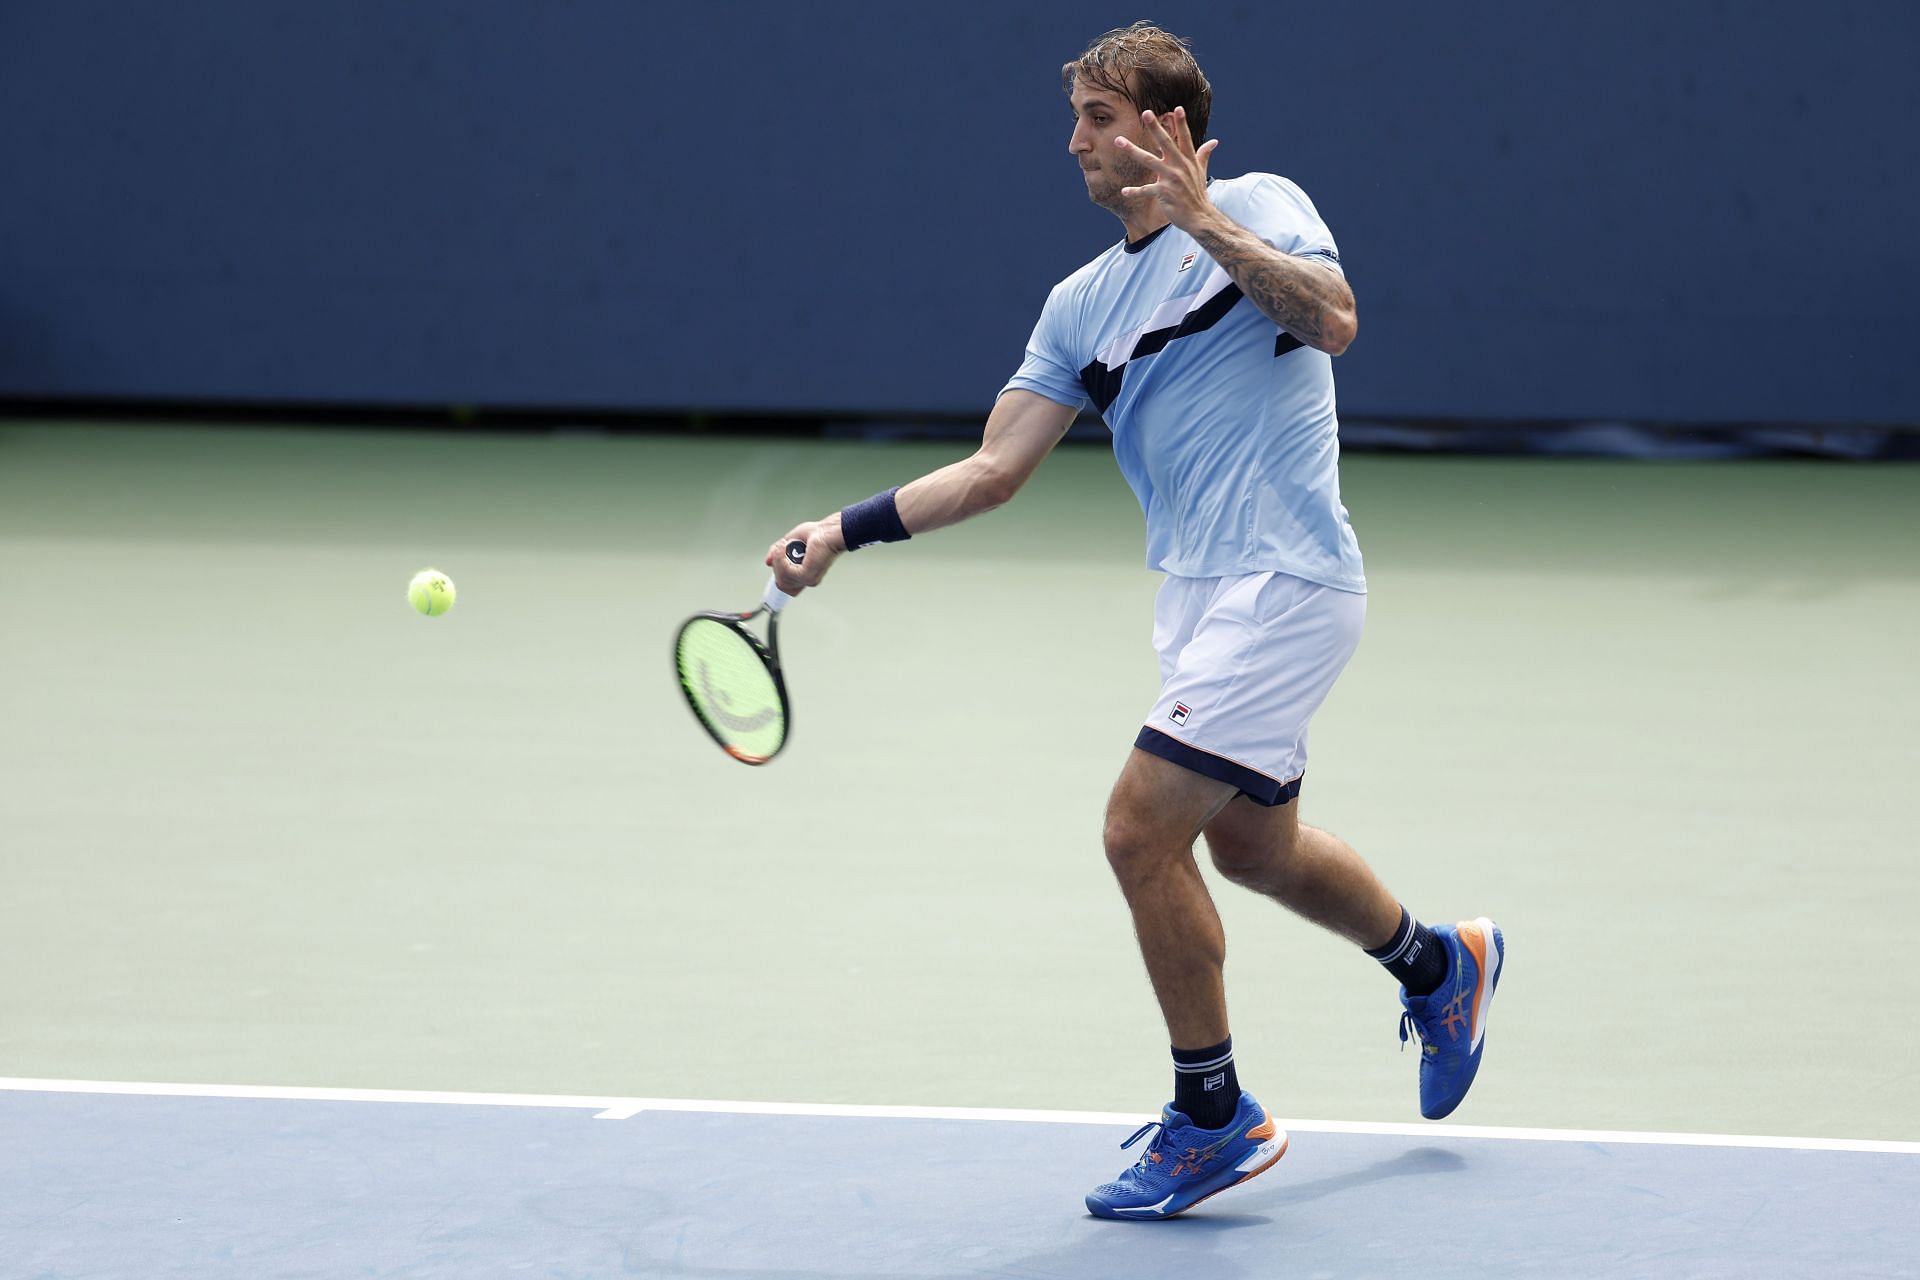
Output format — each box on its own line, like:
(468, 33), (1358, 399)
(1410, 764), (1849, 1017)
(408, 568), (456, 616)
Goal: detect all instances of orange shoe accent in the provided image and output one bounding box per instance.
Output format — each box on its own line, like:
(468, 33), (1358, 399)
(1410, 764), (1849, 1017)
(1459, 922), (1490, 1034)
(1243, 1115), (1278, 1142)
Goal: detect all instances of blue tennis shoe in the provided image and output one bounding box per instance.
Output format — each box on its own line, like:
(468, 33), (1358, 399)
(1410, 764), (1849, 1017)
(1085, 1090), (1288, 1219)
(1399, 916), (1505, 1119)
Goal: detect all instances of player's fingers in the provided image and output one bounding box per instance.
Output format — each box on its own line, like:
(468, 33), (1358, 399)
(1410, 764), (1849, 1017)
(1170, 106), (1198, 156)
(769, 528), (812, 576)
(771, 559), (809, 593)
(1112, 148), (1174, 185)
(1141, 109), (1178, 156)
(1112, 135), (1171, 172)
(1197, 137), (1219, 174)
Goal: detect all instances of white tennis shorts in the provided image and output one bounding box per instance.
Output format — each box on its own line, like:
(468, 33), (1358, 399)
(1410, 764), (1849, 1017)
(1136, 570), (1366, 805)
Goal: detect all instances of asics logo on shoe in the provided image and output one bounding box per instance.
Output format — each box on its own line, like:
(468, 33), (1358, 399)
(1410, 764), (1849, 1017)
(1167, 1147), (1217, 1177)
(1438, 993), (1469, 1041)
(1165, 1128), (1245, 1177)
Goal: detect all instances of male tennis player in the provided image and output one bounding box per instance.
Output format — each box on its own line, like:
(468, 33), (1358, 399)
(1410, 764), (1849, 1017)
(766, 22), (1502, 1219)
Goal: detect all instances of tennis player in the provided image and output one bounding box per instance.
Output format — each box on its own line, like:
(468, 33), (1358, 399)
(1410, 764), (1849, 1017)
(767, 22), (1503, 1219)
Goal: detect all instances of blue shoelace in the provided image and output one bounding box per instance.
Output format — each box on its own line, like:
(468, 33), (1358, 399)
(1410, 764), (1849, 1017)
(1119, 1119), (1170, 1170)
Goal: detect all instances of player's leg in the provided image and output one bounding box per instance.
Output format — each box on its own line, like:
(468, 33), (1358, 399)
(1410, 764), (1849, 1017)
(1086, 746), (1288, 1221)
(1203, 797), (1505, 1120)
(1134, 569), (1505, 1122)
(1201, 797), (1401, 948)
(1101, 746), (1239, 1049)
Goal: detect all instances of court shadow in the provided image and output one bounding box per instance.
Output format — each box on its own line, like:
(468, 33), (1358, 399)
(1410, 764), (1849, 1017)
(612, 1212), (1277, 1280)
(991, 1209), (1277, 1280)
(1264, 1145), (1468, 1208)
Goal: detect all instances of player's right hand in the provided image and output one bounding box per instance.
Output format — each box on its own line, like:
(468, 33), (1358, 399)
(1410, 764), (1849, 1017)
(765, 516), (845, 595)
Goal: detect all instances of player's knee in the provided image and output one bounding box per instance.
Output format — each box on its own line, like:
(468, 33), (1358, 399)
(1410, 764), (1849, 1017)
(1206, 822), (1299, 886)
(1205, 833), (1265, 884)
(1102, 811), (1169, 883)
(1101, 814), (1142, 876)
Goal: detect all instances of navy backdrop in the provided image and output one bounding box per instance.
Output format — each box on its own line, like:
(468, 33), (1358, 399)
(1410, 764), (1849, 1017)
(3, 1), (1916, 424)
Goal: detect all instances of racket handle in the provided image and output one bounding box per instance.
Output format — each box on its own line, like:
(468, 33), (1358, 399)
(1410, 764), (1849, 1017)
(763, 539), (807, 613)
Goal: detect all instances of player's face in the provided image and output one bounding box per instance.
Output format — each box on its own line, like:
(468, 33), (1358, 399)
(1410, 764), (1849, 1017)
(1068, 81), (1157, 213)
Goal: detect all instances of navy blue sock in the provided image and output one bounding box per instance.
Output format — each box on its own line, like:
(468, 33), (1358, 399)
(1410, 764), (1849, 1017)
(1367, 906), (1448, 996)
(1172, 1037), (1239, 1130)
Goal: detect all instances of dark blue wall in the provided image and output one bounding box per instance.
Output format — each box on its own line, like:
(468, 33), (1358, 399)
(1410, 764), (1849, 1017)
(4, 1), (1916, 423)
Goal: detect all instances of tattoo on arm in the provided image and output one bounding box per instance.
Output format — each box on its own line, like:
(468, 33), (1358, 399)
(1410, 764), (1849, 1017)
(1191, 219), (1354, 352)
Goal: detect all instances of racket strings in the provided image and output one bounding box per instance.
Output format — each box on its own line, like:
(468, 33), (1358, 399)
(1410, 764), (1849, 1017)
(676, 618), (787, 761)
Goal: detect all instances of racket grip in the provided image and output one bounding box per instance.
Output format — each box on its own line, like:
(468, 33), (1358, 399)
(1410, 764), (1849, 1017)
(763, 539), (806, 612)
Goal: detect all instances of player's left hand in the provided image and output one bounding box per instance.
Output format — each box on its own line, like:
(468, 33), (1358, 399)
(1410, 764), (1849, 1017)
(1115, 106), (1220, 234)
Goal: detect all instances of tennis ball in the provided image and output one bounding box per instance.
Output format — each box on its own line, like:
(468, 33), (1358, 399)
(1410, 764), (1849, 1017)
(408, 568), (456, 616)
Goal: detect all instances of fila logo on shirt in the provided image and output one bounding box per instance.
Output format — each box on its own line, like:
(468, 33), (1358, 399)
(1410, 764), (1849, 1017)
(1178, 252), (1198, 272)
(1170, 703), (1192, 726)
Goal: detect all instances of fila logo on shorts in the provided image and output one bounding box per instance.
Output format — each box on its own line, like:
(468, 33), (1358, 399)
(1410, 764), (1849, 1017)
(1170, 703), (1192, 726)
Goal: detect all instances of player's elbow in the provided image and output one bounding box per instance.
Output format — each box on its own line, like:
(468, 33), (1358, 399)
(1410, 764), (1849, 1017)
(1319, 308), (1357, 357)
(965, 455), (1026, 513)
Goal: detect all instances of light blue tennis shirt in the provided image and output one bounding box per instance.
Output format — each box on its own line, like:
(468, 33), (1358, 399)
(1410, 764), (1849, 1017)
(1003, 173), (1365, 592)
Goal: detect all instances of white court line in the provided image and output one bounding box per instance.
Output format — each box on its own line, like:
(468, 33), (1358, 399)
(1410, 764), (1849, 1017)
(3, 1076), (1918, 1156)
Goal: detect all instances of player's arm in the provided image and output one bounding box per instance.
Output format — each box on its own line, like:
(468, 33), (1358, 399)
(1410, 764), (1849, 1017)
(765, 389), (1079, 593)
(1187, 216), (1355, 355)
(1116, 107), (1357, 356)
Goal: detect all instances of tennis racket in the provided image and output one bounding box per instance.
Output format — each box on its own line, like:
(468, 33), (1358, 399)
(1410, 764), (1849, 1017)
(673, 539), (807, 765)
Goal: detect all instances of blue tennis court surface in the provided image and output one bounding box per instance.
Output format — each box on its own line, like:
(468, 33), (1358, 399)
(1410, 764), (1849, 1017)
(5, 1081), (1917, 1277)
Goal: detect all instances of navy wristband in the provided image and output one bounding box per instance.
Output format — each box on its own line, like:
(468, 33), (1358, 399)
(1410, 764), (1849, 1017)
(840, 486), (911, 550)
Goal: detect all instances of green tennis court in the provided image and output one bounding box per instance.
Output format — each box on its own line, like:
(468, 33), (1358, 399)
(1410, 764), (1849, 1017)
(3, 422), (1916, 1144)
